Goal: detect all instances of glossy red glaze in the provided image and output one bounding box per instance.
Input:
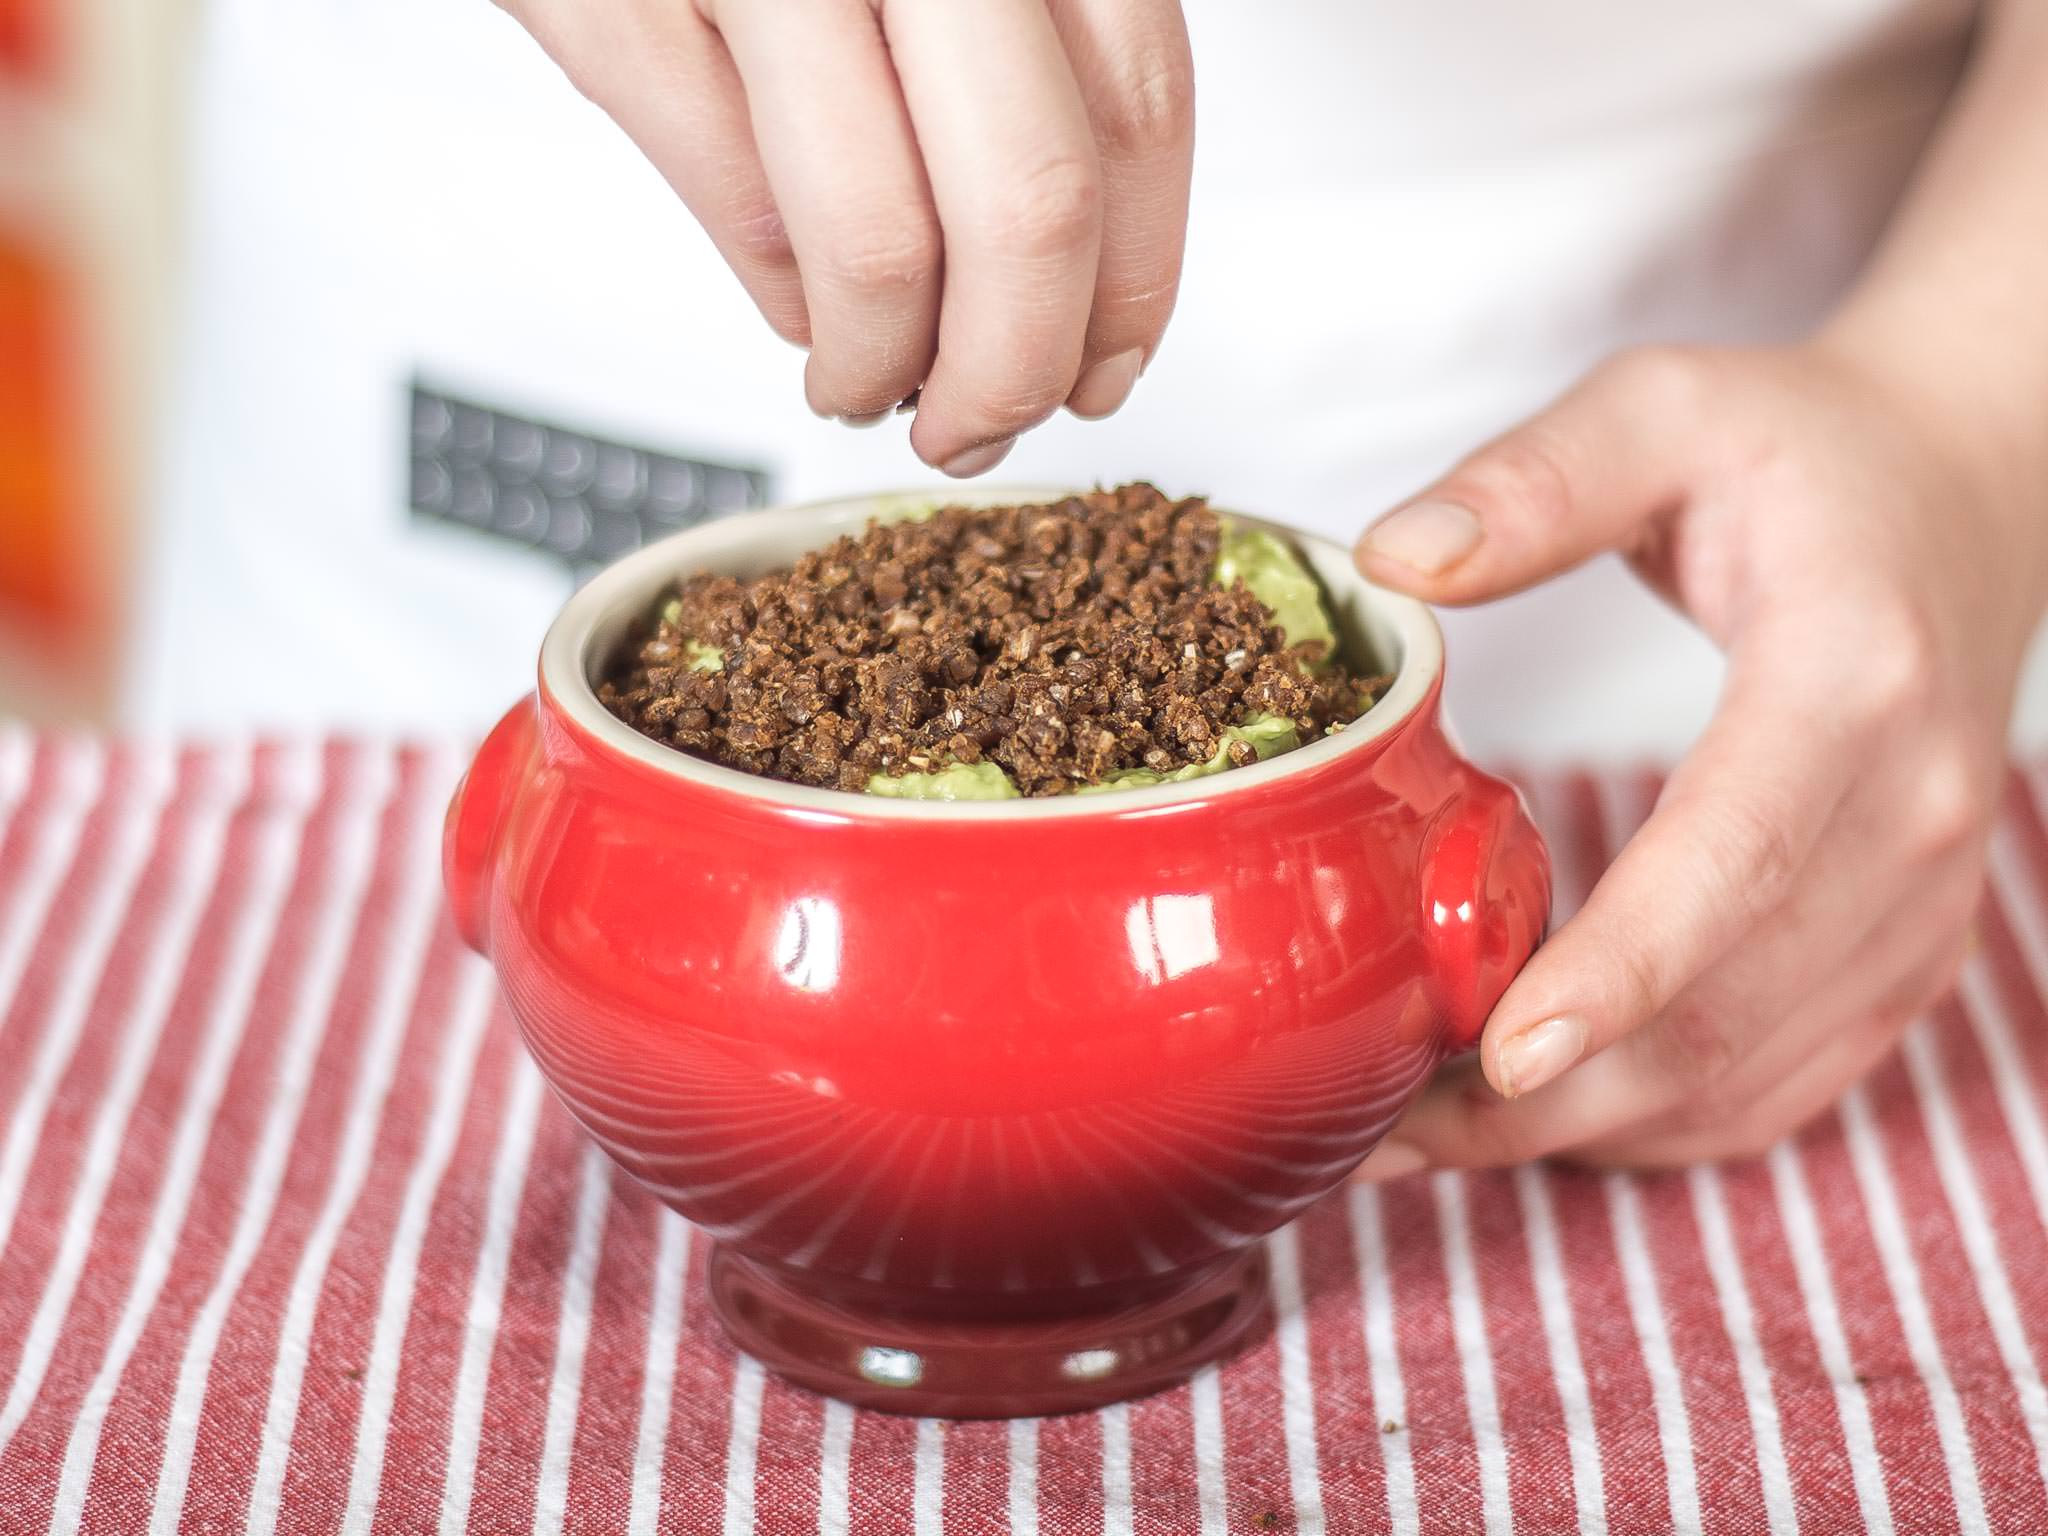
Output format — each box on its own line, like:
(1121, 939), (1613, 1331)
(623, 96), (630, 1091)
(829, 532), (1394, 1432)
(445, 492), (1549, 1417)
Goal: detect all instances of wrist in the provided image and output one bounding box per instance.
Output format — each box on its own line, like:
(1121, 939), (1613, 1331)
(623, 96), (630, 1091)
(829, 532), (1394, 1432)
(1806, 309), (2048, 617)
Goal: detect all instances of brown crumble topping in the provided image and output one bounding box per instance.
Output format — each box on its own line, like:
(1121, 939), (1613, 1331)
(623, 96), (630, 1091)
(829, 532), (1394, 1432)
(598, 484), (1389, 796)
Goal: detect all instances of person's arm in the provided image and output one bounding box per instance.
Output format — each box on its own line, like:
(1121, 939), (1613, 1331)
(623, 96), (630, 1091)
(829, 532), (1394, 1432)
(1354, 2), (2048, 1171)
(1828, 0), (2048, 525)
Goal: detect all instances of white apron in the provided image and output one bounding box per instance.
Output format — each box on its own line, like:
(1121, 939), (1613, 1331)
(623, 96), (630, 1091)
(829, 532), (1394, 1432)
(133, 0), (1988, 759)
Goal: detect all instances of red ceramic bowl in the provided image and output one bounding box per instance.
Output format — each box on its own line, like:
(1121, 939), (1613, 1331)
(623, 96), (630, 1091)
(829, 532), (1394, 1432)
(445, 488), (1549, 1418)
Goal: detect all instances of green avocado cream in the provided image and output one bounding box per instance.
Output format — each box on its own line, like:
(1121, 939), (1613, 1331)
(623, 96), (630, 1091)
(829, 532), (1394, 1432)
(864, 713), (1298, 801)
(1214, 525), (1337, 659)
(1074, 713), (1300, 794)
(863, 761), (1021, 800)
(684, 640), (724, 673)
(870, 496), (940, 525)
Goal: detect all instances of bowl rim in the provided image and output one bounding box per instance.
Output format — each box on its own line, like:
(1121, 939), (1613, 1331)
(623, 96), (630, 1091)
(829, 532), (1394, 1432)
(539, 486), (1444, 821)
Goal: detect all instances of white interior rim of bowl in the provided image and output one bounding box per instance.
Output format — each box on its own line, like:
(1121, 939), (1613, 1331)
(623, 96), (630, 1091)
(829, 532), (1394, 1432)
(540, 486), (1445, 820)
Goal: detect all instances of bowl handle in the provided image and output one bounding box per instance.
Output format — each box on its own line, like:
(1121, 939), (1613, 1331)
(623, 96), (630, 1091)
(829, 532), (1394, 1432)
(1419, 772), (1552, 1053)
(443, 696), (538, 954)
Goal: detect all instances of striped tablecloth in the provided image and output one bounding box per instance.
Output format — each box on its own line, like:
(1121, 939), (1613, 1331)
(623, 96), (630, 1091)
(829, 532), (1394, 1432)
(5, 732), (2048, 1535)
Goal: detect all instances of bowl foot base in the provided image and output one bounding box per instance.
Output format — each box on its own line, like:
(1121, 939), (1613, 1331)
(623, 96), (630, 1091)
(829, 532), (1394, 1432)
(707, 1243), (1270, 1418)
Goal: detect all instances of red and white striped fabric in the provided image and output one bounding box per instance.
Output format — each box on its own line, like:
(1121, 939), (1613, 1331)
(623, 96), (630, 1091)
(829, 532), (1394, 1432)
(6, 730), (2048, 1534)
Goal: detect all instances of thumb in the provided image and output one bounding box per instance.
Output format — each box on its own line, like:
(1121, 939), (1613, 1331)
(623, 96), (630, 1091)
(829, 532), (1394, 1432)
(1355, 346), (1711, 605)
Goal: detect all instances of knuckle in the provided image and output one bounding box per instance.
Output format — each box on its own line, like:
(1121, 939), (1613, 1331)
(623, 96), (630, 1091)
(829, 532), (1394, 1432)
(723, 196), (797, 274)
(950, 386), (1063, 440)
(1090, 273), (1179, 335)
(1094, 40), (1197, 160)
(812, 216), (943, 296)
(1609, 940), (1668, 1028)
(1665, 785), (1801, 925)
(1469, 428), (1578, 530)
(1598, 344), (1714, 414)
(1908, 746), (1988, 863)
(1655, 1002), (1740, 1088)
(817, 375), (907, 421)
(1844, 596), (1941, 724)
(763, 303), (812, 350)
(985, 155), (1103, 260)
(1708, 789), (1803, 915)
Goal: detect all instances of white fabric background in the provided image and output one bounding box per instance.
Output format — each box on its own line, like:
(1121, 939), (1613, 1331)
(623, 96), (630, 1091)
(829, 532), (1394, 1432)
(134, 0), (2048, 760)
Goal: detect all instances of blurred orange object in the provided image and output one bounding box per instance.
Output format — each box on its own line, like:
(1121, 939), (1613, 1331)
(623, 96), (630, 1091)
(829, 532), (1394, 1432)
(0, 0), (185, 721)
(0, 230), (94, 654)
(0, 0), (53, 81)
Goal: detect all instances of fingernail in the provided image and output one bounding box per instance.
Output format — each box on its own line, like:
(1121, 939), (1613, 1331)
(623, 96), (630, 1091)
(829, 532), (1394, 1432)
(940, 439), (1014, 479)
(896, 388), (922, 415)
(1496, 1015), (1588, 1099)
(1354, 1138), (1427, 1183)
(1066, 348), (1144, 420)
(1361, 500), (1482, 576)
(839, 410), (890, 429)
